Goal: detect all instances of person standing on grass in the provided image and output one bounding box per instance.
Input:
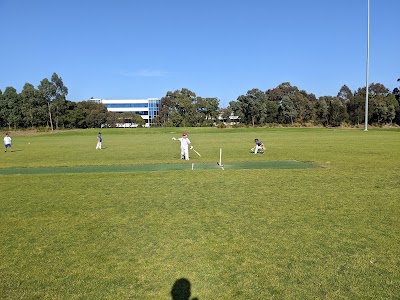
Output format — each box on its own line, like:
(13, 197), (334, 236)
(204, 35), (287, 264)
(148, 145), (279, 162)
(96, 132), (102, 150)
(172, 132), (193, 160)
(4, 132), (12, 152)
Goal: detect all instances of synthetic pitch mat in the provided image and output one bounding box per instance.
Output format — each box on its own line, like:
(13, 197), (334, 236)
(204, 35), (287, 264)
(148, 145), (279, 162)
(0, 161), (316, 175)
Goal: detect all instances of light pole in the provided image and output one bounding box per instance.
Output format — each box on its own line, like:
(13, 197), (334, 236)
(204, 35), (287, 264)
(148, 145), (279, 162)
(364, 0), (370, 131)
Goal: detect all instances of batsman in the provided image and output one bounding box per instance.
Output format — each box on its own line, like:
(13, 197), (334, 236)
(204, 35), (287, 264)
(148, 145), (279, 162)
(172, 132), (193, 160)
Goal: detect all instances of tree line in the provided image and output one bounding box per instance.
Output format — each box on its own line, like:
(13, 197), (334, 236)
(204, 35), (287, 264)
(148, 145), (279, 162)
(0, 73), (145, 130)
(221, 82), (400, 127)
(152, 82), (400, 127)
(1, 73), (399, 129)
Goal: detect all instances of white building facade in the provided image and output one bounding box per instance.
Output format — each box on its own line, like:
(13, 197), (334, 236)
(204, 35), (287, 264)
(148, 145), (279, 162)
(88, 98), (160, 127)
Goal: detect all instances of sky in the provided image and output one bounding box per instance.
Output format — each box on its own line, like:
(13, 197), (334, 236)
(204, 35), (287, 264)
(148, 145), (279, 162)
(0, 0), (399, 107)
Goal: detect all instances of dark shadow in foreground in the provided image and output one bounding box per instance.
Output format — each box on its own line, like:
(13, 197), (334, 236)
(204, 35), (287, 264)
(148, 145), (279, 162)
(171, 278), (199, 300)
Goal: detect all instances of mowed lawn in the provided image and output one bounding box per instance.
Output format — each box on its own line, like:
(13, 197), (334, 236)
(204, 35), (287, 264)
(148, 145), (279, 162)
(0, 127), (399, 299)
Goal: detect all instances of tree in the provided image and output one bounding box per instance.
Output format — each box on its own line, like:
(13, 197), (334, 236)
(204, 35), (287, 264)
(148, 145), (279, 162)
(278, 96), (297, 125)
(157, 89), (194, 126)
(347, 95), (365, 126)
(266, 82), (315, 124)
(237, 89), (267, 126)
(369, 82), (389, 97)
(337, 85), (353, 103)
(79, 101), (108, 128)
(0, 89), (4, 127)
(120, 112), (146, 127)
(394, 87), (400, 102)
(174, 88), (197, 127)
(62, 101), (79, 128)
(369, 94), (397, 125)
(328, 97), (348, 126)
(20, 83), (48, 128)
(314, 98), (329, 126)
(227, 100), (244, 122)
(106, 112), (120, 128)
(263, 100), (279, 123)
(367, 83), (394, 125)
(1, 87), (21, 129)
(37, 73), (68, 130)
(393, 80), (400, 125)
(157, 89), (218, 127)
(291, 93), (313, 124)
(195, 97), (220, 126)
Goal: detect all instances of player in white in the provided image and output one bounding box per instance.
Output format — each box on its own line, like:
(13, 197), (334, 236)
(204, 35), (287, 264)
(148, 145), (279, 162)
(172, 132), (193, 160)
(4, 132), (12, 152)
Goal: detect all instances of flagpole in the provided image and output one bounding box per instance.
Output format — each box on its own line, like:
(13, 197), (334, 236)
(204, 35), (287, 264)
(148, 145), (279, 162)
(364, 0), (370, 131)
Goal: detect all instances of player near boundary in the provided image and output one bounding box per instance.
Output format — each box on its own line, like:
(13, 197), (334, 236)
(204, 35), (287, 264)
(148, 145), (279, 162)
(172, 132), (193, 160)
(4, 132), (12, 152)
(96, 132), (102, 150)
(252, 138), (265, 154)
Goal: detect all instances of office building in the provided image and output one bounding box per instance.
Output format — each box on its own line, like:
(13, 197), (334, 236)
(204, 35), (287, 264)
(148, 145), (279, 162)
(88, 98), (160, 127)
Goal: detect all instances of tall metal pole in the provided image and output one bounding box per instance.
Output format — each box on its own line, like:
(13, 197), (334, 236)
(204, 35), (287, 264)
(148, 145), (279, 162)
(364, 0), (370, 131)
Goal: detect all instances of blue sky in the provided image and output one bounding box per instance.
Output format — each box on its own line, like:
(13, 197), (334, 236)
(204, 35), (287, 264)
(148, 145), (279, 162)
(0, 0), (399, 107)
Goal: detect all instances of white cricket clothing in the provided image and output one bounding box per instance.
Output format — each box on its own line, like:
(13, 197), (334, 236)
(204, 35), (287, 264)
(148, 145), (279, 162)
(4, 136), (11, 145)
(178, 137), (191, 160)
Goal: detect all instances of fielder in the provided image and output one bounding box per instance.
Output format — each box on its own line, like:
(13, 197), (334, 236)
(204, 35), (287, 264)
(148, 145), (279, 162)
(172, 133), (193, 160)
(4, 132), (12, 152)
(251, 138), (266, 154)
(96, 132), (102, 150)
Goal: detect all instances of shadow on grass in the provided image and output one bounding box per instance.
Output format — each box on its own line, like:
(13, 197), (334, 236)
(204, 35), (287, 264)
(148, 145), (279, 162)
(171, 278), (199, 300)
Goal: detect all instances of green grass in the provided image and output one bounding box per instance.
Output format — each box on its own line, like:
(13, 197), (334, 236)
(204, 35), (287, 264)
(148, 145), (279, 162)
(0, 127), (399, 299)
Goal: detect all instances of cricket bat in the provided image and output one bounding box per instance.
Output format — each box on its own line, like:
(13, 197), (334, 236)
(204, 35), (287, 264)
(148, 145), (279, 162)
(192, 149), (201, 157)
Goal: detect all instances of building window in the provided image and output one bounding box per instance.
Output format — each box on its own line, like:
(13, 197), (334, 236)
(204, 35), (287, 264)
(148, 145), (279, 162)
(104, 103), (148, 108)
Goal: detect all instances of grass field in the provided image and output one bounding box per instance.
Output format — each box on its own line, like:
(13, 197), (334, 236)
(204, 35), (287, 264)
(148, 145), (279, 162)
(0, 127), (399, 299)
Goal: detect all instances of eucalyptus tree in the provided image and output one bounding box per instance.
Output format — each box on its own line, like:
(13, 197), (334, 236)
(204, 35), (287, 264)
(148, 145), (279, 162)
(158, 89), (196, 127)
(367, 83), (396, 125)
(120, 112), (145, 127)
(1, 87), (21, 129)
(195, 97), (220, 126)
(156, 91), (175, 126)
(20, 83), (47, 128)
(106, 111), (120, 128)
(77, 101), (108, 128)
(85, 105), (108, 128)
(267, 82), (315, 124)
(277, 95), (297, 125)
(314, 98), (329, 126)
(62, 101), (80, 128)
(290, 92), (313, 124)
(158, 88), (217, 127)
(37, 73), (68, 130)
(327, 97), (349, 126)
(337, 85), (353, 103)
(370, 94), (397, 125)
(263, 100), (279, 123)
(0, 89), (3, 127)
(348, 87), (368, 125)
(174, 88), (197, 126)
(394, 87), (400, 102)
(237, 88), (267, 126)
(227, 100), (244, 121)
(393, 79), (400, 124)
